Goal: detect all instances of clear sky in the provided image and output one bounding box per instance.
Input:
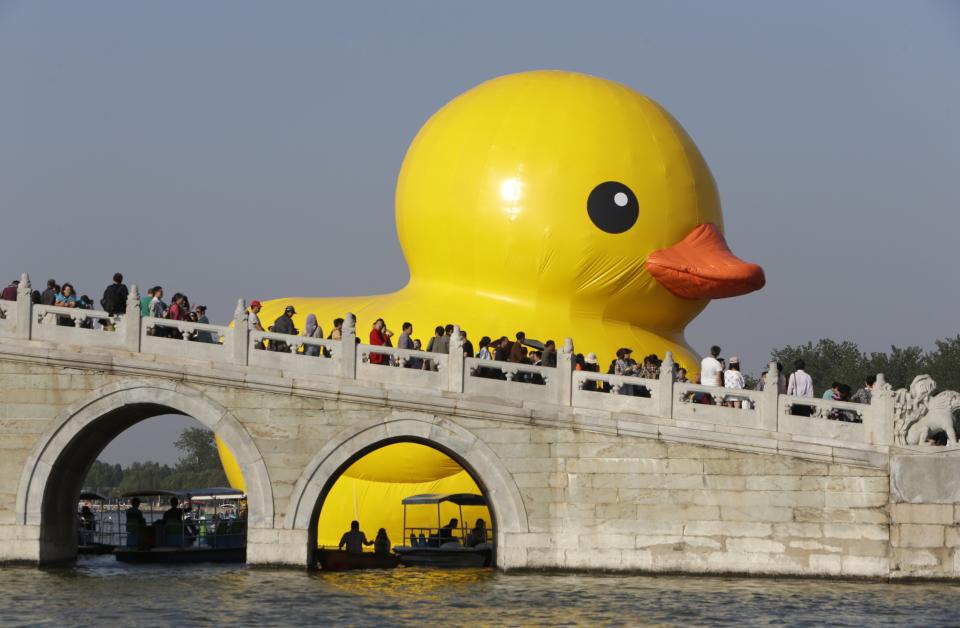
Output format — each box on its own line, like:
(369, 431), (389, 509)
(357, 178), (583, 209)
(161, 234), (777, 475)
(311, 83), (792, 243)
(2, 1), (958, 464)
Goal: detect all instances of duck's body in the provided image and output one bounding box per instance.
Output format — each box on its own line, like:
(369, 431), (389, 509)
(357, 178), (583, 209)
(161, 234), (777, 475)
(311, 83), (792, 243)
(257, 70), (765, 372)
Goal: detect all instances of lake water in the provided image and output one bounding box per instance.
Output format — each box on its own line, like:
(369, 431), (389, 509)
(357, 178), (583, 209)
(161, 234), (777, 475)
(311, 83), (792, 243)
(3, 556), (959, 626)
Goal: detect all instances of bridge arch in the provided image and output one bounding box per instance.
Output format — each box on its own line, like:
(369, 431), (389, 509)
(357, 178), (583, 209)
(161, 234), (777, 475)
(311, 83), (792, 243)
(15, 379), (273, 563)
(284, 413), (528, 568)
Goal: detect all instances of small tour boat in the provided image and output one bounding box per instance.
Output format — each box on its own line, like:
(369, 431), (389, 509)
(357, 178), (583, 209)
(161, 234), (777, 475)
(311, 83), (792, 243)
(393, 493), (493, 568)
(114, 488), (247, 564)
(315, 548), (400, 571)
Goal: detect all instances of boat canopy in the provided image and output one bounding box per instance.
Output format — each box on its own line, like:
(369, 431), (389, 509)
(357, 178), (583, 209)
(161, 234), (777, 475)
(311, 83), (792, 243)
(401, 493), (487, 506)
(79, 491), (107, 501)
(121, 487), (245, 499)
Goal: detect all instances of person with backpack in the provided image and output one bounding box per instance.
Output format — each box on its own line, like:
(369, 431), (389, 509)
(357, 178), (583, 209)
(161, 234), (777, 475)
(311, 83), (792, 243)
(100, 273), (128, 316)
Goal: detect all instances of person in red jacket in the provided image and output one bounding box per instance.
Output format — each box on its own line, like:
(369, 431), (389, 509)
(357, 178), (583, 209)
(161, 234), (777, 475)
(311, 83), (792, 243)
(369, 318), (387, 365)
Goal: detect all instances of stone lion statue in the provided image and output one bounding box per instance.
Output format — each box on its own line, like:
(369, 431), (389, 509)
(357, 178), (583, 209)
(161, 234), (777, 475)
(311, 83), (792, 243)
(891, 375), (960, 446)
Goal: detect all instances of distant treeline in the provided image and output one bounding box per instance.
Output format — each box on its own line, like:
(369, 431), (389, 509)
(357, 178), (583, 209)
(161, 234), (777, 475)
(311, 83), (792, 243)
(83, 427), (228, 497)
(761, 335), (960, 395)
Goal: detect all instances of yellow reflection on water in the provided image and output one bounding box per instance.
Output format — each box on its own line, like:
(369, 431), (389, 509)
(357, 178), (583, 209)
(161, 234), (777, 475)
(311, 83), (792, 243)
(313, 567), (494, 601)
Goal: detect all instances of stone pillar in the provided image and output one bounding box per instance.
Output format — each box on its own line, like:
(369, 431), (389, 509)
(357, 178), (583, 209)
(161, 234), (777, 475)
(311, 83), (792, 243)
(658, 351), (674, 417)
(232, 299), (249, 366)
(121, 284), (142, 352)
(15, 272), (31, 340)
(340, 313), (357, 379)
(447, 325), (465, 393)
(556, 338), (575, 406)
(870, 373), (894, 446)
(759, 361), (780, 431)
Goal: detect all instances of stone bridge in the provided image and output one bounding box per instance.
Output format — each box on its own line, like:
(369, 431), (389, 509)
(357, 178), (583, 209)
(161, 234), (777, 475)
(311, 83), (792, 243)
(1, 275), (959, 578)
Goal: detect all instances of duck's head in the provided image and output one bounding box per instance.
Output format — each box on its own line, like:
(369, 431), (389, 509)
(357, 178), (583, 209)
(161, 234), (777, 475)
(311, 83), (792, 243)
(396, 70), (764, 332)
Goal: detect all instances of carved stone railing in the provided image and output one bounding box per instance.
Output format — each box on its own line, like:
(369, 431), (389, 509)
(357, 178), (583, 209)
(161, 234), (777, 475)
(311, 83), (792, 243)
(2, 272), (959, 451)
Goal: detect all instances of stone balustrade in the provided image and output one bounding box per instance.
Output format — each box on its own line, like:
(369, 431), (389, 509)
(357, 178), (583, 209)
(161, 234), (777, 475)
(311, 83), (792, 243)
(0, 273), (942, 453)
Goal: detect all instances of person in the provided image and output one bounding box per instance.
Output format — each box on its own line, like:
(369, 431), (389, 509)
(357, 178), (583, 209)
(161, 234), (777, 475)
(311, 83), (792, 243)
(327, 317), (344, 341)
(541, 340), (557, 367)
(438, 324), (453, 354)
(125, 497), (146, 534)
(493, 336), (510, 362)
(338, 520), (373, 554)
(149, 287), (168, 336)
(461, 330), (474, 358)
(397, 322), (415, 366)
(194, 305), (216, 343)
(436, 518), (459, 546)
(787, 359), (815, 416)
(270, 306), (298, 351)
(164, 293), (188, 339)
(700, 345), (723, 387)
(638, 354), (660, 380)
(140, 286), (155, 317)
(100, 273), (128, 317)
(302, 313), (323, 356)
(851, 375), (876, 405)
(40, 279), (58, 306)
(723, 356), (746, 408)
(79, 504), (95, 531)
(408, 338), (424, 369)
(162, 496), (183, 524)
(369, 318), (387, 364)
(822, 382), (841, 401)
(426, 325), (444, 352)
(676, 367), (689, 383)
(0, 280), (18, 301)
(580, 352), (602, 391)
(54, 283), (81, 326)
(509, 332), (526, 363)
(477, 336), (493, 360)
(465, 519), (488, 547)
(373, 528), (391, 556)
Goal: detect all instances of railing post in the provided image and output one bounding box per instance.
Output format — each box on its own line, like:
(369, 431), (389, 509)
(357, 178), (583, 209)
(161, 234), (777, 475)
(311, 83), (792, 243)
(759, 361), (780, 431)
(232, 298), (249, 366)
(447, 325), (465, 393)
(340, 313), (357, 379)
(657, 351), (674, 418)
(870, 373), (894, 446)
(122, 284), (141, 352)
(556, 338), (574, 406)
(15, 272), (31, 340)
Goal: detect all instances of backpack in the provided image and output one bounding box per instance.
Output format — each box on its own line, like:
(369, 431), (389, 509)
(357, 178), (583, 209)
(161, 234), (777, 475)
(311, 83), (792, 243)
(101, 284), (124, 314)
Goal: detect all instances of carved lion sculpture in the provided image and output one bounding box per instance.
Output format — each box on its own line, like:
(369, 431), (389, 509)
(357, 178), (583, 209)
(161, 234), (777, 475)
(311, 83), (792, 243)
(892, 375), (960, 446)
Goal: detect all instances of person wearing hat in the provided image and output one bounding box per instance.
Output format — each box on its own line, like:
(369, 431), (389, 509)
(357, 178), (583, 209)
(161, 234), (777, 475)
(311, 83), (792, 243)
(248, 300), (265, 349)
(269, 305), (298, 352)
(723, 356), (746, 408)
(581, 352), (602, 391)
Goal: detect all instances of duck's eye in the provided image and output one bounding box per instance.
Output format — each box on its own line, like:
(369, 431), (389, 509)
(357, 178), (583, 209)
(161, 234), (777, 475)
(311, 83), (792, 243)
(587, 181), (638, 234)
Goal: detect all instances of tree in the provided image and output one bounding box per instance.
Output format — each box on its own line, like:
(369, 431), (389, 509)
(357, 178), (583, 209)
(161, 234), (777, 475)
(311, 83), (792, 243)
(769, 336), (960, 396)
(174, 427), (223, 473)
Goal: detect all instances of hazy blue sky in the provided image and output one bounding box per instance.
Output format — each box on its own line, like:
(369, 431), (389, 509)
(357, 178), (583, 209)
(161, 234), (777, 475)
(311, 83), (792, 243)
(2, 1), (958, 465)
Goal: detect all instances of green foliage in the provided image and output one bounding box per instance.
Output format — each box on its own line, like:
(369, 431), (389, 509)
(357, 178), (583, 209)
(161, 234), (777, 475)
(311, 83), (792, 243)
(82, 426), (228, 497)
(769, 336), (960, 396)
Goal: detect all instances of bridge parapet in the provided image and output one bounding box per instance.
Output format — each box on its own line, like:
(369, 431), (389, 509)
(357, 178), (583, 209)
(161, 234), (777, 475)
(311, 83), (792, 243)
(1, 273), (957, 459)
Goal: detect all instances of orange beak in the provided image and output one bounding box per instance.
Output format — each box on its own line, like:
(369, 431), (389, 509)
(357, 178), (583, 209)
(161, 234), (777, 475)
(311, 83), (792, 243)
(647, 224), (765, 300)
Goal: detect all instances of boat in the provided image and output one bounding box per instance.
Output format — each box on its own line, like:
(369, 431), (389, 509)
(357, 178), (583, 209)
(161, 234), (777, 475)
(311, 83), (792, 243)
(392, 493), (493, 568)
(314, 548), (400, 571)
(114, 488), (247, 564)
(77, 491), (116, 555)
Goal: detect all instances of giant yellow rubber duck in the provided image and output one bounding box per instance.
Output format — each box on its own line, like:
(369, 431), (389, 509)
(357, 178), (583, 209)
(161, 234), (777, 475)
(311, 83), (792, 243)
(222, 70), (766, 540)
(255, 69), (763, 370)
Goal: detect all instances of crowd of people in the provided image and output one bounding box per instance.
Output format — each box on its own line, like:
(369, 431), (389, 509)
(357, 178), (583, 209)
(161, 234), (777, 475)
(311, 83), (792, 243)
(3, 276), (878, 418)
(1, 274), (214, 340)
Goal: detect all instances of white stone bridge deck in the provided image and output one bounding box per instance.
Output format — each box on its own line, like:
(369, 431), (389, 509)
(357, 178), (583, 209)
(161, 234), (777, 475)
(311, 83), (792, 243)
(0, 274), (958, 578)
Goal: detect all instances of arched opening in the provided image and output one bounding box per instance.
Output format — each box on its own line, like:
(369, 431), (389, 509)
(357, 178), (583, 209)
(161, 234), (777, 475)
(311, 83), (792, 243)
(17, 381), (272, 565)
(308, 437), (496, 568)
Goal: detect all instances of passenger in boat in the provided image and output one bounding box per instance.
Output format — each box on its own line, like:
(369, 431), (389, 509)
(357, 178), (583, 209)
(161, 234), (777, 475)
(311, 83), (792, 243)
(79, 504), (95, 532)
(125, 497), (146, 532)
(339, 520), (374, 554)
(162, 497), (183, 524)
(374, 528), (391, 556)
(465, 519), (488, 547)
(436, 518), (459, 546)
